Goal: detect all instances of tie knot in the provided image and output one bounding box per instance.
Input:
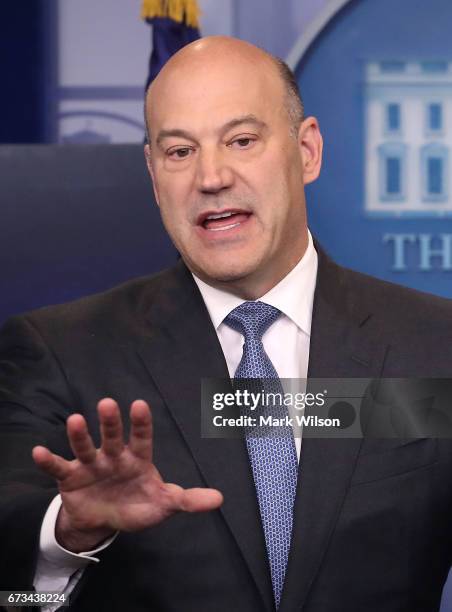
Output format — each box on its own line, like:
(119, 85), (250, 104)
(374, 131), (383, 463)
(224, 301), (281, 340)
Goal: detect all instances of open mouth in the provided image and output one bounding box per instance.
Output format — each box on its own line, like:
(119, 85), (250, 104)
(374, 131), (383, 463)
(198, 210), (251, 232)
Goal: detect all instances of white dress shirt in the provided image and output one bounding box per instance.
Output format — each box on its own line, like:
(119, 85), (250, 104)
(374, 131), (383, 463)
(33, 231), (318, 607)
(193, 230), (318, 459)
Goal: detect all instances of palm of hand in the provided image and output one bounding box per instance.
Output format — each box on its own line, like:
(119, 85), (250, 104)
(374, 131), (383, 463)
(59, 449), (176, 532)
(33, 398), (223, 538)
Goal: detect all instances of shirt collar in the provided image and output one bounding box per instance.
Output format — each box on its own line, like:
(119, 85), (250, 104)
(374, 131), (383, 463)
(192, 230), (318, 337)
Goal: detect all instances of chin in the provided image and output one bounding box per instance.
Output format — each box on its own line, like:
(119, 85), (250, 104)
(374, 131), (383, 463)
(195, 259), (259, 285)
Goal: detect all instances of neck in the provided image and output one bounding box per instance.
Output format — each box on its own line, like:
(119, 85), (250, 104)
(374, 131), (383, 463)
(197, 233), (309, 300)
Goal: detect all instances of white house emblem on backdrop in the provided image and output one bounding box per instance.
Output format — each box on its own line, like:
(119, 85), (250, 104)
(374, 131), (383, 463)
(365, 60), (452, 217)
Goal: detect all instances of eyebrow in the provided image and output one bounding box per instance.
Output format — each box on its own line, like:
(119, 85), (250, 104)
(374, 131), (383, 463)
(155, 115), (267, 146)
(222, 115), (267, 132)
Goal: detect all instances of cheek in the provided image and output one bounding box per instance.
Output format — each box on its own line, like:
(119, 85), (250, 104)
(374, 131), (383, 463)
(259, 167), (303, 230)
(153, 160), (193, 194)
(258, 149), (295, 193)
(159, 200), (186, 235)
(154, 178), (190, 218)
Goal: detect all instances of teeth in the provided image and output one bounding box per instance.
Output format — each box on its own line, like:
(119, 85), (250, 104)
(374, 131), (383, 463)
(206, 212), (234, 220)
(208, 222), (241, 232)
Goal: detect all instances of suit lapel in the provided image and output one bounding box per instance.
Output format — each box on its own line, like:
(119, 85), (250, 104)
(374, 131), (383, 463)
(134, 248), (391, 612)
(279, 247), (389, 612)
(136, 262), (275, 612)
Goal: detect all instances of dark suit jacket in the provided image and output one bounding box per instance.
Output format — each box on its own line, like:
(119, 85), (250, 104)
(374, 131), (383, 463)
(1, 247), (452, 612)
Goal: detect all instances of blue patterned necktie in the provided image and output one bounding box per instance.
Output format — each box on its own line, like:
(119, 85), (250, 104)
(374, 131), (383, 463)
(224, 301), (298, 609)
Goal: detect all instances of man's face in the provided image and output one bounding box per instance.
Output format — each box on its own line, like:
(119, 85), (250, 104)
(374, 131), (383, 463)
(145, 43), (321, 297)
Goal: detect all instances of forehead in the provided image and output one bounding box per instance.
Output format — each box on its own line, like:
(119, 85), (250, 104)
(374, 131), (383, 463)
(147, 56), (285, 134)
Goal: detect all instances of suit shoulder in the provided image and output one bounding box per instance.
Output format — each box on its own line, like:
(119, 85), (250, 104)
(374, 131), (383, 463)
(339, 262), (442, 306)
(331, 263), (452, 342)
(11, 264), (185, 336)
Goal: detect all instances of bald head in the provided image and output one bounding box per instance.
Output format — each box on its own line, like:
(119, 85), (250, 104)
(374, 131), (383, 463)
(144, 36), (304, 143)
(142, 35), (323, 298)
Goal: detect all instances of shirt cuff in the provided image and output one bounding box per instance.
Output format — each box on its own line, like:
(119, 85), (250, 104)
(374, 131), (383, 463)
(40, 494), (118, 569)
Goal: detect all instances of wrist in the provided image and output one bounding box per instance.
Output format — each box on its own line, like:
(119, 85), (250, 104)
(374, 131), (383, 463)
(55, 506), (115, 553)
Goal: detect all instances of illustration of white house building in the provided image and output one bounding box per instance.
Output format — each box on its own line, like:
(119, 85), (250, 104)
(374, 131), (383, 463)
(365, 60), (452, 216)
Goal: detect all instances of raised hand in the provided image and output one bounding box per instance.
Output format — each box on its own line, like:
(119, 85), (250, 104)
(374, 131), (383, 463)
(32, 398), (223, 552)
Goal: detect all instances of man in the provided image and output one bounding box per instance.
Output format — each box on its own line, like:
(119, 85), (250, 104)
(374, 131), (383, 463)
(1, 36), (452, 612)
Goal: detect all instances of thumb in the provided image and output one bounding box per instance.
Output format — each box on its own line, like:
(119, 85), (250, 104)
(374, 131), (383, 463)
(166, 484), (224, 513)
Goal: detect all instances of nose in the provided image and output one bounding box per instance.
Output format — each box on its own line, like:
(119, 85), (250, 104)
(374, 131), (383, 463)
(195, 147), (234, 194)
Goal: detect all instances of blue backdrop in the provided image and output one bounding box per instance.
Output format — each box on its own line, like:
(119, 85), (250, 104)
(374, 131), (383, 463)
(0, 144), (175, 325)
(295, 0), (452, 298)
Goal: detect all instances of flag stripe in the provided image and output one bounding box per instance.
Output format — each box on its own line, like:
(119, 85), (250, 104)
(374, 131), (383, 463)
(141, 0), (200, 28)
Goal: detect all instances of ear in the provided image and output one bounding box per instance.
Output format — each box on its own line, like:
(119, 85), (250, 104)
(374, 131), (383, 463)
(297, 117), (323, 185)
(144, 144), (160, 207)
(144, 143), (153, 179)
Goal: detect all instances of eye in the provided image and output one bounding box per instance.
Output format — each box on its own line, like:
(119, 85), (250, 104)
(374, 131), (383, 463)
(229, 135), (257, 149)
(167, 147), (193, 159)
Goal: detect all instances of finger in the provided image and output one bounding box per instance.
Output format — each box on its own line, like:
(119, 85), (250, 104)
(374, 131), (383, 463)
(98, 398), (125, 457)
(166, 484), (224, 513)
(66, 414), (97, 463)
(128, 400), (153, 461)
(181, 488), (224, 512)
(32, 446), (72, 481)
